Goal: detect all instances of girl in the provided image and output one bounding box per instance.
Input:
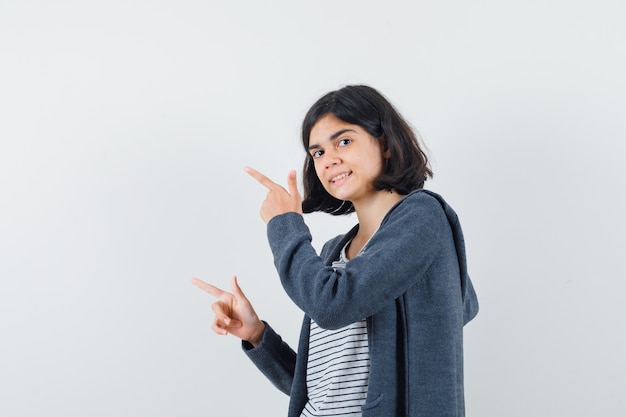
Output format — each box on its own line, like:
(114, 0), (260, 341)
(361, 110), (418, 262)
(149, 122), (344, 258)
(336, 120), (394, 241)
(193, 85), (479, 417)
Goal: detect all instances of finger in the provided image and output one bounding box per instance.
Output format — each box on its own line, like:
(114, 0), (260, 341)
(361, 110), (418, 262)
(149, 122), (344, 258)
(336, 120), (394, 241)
(211, 301), (231, 322)
(230, 276), (249, 303)
(215, 316), (243, 329)
(287, 170), (301, 200)
(191, 277), (225, 298)
(212, 320), (229, 336)
(244, 166), (279, 190)
(211, 302), (242, 329)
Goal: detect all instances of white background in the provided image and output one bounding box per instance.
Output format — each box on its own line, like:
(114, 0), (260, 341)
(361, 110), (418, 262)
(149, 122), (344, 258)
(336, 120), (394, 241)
(1, 1), (625, 416)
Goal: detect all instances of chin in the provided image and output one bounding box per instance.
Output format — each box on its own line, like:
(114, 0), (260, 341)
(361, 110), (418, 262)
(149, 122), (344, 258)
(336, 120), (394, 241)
(331, 193), (353, 203)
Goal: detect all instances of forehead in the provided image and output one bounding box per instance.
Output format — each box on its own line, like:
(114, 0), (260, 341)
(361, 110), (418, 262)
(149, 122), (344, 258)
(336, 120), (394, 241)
(309, 114), (364, 144)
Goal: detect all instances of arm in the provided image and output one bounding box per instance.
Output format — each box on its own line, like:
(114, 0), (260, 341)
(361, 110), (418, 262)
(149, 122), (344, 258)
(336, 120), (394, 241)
(267, 192), (448, 329)
(241, 167), (447, 327)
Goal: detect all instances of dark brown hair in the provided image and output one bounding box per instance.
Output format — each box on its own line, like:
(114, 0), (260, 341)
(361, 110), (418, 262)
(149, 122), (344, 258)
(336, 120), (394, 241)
(301, 85), (433, 215)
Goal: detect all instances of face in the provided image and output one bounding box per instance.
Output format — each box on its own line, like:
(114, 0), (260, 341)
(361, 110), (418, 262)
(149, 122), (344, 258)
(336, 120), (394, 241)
(308, 114), (387, 205)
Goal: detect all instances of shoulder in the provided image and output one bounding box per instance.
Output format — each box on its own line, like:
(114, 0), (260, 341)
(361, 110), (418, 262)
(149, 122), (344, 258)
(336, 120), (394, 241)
(402, 188), (444, 206)
(376, 189), (456, 243)
(387, 189), (448, 221)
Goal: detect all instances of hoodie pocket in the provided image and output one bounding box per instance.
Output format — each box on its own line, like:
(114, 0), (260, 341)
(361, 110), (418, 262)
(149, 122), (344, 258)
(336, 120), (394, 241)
(361, 393), (384, 412)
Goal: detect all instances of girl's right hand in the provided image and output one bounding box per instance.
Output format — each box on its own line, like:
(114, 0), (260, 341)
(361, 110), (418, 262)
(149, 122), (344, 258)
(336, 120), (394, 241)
(192, 276), (265, 347)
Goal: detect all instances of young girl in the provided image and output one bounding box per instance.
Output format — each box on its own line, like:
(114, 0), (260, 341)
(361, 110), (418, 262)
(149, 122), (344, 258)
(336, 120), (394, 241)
(193, 85), (479, 417)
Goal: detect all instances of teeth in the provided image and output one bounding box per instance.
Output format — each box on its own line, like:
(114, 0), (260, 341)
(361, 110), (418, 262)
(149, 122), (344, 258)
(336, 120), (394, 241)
(331, 173), (350, 183)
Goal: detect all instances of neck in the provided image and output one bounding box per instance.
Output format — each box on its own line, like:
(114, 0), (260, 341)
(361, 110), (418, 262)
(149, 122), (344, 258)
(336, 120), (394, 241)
(352, 190), (404, 241)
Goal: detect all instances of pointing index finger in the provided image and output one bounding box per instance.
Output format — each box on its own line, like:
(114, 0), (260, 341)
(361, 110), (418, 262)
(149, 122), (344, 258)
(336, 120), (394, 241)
(244, 166), (278, 190)
(192, 277), (225, 298)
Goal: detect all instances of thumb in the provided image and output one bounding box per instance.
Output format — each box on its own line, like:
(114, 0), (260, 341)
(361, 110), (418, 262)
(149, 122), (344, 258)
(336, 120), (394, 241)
(231, 276), (249, 303)
(287, 170), (301, 202)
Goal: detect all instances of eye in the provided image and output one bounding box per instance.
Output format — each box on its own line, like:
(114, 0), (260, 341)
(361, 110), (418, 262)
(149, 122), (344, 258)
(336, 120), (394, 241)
(337, 138), (352, 147)
(311, 149), (324, 158)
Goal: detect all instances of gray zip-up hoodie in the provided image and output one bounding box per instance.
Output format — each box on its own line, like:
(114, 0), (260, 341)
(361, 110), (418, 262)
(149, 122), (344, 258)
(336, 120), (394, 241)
(243, 189), (479, 417)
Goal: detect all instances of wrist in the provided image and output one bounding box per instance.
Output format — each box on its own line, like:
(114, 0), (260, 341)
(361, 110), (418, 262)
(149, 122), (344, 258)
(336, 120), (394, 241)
(248, 321), (266, 348)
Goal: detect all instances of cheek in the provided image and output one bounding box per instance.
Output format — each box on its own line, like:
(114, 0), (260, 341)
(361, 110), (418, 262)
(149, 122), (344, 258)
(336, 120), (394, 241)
(311, 158), (322, 175)
(365, 156), (385, 179)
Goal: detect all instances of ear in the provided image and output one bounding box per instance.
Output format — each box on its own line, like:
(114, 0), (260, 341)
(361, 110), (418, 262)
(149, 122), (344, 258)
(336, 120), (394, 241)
(383, 148), (391, 159)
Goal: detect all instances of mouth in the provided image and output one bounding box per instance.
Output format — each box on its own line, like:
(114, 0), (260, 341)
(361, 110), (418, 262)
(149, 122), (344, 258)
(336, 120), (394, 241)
(330, 172), (352, 183)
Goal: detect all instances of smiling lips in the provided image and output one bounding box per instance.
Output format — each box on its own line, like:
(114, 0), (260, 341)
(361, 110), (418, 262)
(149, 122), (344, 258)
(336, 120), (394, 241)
(330, 172), (352, 183)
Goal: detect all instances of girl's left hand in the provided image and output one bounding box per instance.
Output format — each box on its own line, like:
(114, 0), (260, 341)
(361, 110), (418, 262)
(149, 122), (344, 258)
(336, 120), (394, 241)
(245, 166), (302, 223)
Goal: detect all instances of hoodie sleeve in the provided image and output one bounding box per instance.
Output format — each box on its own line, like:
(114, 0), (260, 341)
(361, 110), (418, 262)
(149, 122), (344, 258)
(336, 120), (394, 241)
(241, 321), (296, 396)
(266, 191), (458, 329)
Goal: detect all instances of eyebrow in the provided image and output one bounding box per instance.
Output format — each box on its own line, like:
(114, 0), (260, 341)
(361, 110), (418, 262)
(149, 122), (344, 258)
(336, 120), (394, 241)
(307, 129), (356, 151)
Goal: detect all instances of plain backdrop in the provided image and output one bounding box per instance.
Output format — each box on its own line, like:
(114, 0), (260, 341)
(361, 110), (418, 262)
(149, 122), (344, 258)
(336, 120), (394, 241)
(1, 1), (625, 416)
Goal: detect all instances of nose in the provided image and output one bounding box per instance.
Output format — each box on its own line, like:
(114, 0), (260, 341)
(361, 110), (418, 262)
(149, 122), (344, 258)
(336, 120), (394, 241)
(324, 149), (341, 169)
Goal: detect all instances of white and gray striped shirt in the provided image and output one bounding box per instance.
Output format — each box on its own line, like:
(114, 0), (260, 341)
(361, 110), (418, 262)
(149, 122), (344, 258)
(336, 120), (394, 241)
(300, 244), (371, 417)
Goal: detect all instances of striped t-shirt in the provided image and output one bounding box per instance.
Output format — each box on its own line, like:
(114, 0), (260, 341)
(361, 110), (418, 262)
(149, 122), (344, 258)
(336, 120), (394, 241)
(300, 243), (371, 417)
